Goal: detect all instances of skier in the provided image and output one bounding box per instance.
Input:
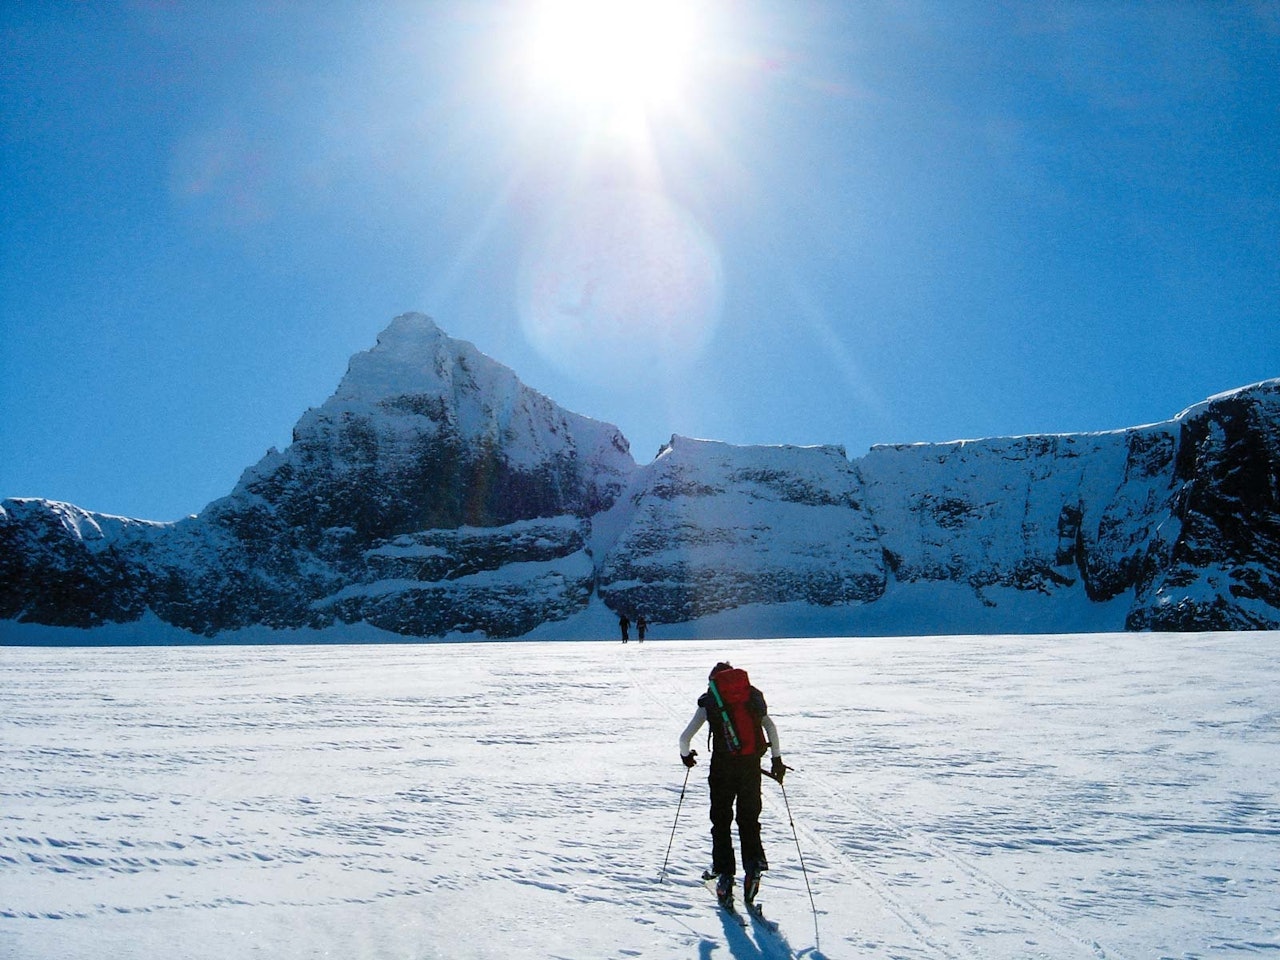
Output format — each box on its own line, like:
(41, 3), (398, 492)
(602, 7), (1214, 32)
(679, 661), (786, 910)
(636, 614), (647, 642)
(619, 613), (630, 643)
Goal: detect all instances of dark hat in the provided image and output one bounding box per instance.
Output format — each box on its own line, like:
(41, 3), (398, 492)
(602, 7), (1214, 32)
(709, 661), (733, 679)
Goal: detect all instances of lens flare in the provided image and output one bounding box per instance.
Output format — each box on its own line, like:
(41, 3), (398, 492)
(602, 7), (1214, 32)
(518, 188), (724, 387)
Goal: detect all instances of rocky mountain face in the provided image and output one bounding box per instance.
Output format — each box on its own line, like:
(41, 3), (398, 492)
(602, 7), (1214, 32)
(2, 316), (630, 637)
(597, 438), (886, 621)
(2, 314), (1277, 639)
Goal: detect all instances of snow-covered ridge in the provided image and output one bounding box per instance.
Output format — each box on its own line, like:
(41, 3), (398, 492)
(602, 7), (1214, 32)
(2, 317), (1278, 640)
(1172, 376), (1280, 423)
(1, 498), (170, 547)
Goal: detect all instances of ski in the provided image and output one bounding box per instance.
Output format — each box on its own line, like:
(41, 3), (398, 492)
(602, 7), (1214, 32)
(702, 871), (747, 927)
(745, 901), (780, 934)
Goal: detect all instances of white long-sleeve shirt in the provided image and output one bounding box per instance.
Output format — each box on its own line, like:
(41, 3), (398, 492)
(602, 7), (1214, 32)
(679, 706), (781, 759)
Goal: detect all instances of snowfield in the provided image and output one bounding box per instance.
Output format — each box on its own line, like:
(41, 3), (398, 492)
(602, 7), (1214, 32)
(2, 632), (1278, 959)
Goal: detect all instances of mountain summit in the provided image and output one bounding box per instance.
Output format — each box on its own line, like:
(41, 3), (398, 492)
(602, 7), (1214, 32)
(3, 317), (1278, 640)
(333, 313), (462, 404)
(231, 312), (633, 539)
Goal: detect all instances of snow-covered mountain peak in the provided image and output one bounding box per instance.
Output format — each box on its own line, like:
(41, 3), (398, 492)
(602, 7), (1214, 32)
(317, 313), (634, 474)
(381, 310), (443, 340)
(332, 312), (490, 405)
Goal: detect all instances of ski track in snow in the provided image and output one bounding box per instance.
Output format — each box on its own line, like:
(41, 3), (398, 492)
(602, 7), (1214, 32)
(2, 633), (1279, 959)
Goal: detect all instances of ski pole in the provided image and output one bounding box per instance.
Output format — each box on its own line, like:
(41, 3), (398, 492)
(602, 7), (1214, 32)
(659, 762), (692, 883)
(770, 770), (820, 950)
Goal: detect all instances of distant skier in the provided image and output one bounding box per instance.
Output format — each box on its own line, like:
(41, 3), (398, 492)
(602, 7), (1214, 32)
(619, 613), (630, 643)
(679, 661), (786, 910)
(636, 614), (647, 642)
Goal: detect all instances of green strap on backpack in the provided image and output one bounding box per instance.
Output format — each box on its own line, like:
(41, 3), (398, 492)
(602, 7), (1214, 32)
(708, 676), (743, 754)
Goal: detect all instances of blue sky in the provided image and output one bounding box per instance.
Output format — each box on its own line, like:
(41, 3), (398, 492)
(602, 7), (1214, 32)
(3, 2), (1277, 522)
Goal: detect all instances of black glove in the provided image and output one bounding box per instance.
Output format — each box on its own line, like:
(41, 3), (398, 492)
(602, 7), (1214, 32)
(681, 750), (698, 768)
(770, 756), (787, 782)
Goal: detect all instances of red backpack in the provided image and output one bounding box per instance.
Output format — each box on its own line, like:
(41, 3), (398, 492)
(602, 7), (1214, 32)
(707, 667), (765, 758)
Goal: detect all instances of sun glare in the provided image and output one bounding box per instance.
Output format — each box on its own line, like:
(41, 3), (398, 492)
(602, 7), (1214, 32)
(518, 187), (724, 386)
(513, 2), (727, 389)
(528, 0), (697, 115)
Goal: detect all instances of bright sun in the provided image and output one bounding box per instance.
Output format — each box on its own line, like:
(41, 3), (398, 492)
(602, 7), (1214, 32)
(527, 0), (697, 115)
(514, 1), (725, 388)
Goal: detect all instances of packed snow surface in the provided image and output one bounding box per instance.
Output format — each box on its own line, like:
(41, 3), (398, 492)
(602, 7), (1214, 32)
(2, 632), (1278, 959)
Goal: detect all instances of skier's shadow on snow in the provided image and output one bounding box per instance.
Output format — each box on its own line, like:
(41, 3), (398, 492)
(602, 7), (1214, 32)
(698, 911), (796, 960)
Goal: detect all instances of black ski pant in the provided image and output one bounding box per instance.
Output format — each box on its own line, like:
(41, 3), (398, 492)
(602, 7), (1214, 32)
(708, 756), (767, 877)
